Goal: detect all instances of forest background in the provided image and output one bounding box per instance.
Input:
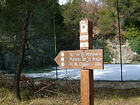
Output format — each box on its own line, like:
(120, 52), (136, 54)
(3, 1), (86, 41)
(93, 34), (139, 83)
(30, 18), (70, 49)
(0, 0), (140, 71)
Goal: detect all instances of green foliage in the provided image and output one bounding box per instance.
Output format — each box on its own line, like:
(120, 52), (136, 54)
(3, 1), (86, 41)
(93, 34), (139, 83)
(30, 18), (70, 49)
(63, 0), (84, 26)
(57, 0), (85, 50)
(30, 0), (56, 37)
(126, 25), (140, 54)
(98, 7), (117, 38)
(0, 0), (22, 35)
(103, 0), (140, 26)
(0, 0), (63, 67)
(126, 25), (140, 40)
(119, 0), (140, 26)
(1, 0), (139, 66)
(104, 46), (113, 63)
(93, 40), (113, 63)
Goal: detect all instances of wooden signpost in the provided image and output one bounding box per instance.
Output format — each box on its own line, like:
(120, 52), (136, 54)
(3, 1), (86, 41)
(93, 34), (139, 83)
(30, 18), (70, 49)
(80, 18), (95, 105)
(54, 18), (104, 105)
(54, 50), (103, 69)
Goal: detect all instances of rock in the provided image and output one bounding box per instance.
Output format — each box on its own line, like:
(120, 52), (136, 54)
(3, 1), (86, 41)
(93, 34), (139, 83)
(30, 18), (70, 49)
(107, 40), (136, 63)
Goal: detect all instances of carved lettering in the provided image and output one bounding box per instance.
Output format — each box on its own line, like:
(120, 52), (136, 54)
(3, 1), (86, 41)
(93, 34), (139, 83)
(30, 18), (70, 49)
(55, 49), (103, 69)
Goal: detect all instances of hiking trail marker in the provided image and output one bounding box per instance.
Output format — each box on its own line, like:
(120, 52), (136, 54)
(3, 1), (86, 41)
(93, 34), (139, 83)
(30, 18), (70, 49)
(54, 18), (104, 105)
(54, 49), (103, 69)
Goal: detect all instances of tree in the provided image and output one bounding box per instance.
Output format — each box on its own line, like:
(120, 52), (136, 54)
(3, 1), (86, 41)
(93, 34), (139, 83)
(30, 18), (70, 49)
(82, 0), (103, 26)
(60, 0), (85, 50)
(98, 6), (117, 38)
(0, 0), (60, 101)
(102, 0), (140, 27)
(13, 0), (60, 101)
(10, 0), (39, 101)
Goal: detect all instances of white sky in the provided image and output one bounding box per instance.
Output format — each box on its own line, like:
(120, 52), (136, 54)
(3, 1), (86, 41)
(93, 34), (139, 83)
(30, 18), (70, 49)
(59, 0), (91, 5)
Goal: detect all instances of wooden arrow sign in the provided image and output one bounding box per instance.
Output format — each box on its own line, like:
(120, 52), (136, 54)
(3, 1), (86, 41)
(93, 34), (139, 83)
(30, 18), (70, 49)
(54, 49), (104, 69)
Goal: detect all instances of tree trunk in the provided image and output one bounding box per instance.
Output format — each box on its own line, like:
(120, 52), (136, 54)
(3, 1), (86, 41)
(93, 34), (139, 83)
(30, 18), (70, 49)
(13, 8), (30, 101)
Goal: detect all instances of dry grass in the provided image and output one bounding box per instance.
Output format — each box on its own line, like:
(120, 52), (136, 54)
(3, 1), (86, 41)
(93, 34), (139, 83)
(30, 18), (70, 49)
(95, 88), (140, 105)
(0, 87), (80, 105)
(1, 87), (140, 105)
(0, 75), (140, 105)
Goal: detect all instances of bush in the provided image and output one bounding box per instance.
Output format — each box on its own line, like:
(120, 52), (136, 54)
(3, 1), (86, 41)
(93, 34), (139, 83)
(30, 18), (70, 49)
(126, 25), (140, 54)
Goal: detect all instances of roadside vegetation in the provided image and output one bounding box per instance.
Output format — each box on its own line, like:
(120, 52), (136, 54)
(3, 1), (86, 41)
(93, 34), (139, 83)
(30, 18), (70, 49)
(0, 0), (140, 103)
(1, 75), (140, 105)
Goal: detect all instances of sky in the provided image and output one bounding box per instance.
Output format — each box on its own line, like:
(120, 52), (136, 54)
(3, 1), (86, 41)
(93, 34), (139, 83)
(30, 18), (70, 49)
(59, 0), (91, 5)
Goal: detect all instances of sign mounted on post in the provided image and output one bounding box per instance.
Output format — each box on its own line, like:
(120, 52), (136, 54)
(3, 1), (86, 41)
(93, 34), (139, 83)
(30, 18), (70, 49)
(54, 49), (103, 69)
(54, 18), (104, 105)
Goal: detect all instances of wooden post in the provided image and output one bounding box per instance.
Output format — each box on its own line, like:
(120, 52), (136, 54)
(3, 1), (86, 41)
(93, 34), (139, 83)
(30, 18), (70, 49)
(80, 18), (94, 105)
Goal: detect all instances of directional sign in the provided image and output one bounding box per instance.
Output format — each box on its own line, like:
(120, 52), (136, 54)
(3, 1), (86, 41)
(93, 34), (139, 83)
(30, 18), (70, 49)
(54, 49), (104, 69)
